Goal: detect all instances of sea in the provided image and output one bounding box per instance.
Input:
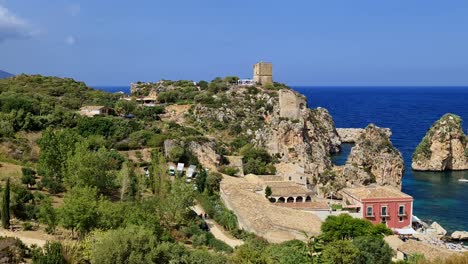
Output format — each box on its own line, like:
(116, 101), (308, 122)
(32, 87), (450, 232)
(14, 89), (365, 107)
(95, 85), (468, 232)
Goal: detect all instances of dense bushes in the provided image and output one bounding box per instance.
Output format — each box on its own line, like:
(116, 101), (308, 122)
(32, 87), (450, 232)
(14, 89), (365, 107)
(241, 145), (276, 175)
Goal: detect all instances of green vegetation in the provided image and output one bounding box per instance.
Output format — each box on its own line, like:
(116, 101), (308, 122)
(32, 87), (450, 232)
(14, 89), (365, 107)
(241, 145), (276, 175)
(413, 136), (432, 160)
(2, 178), (10, 229)
(0, 74), (441, 263)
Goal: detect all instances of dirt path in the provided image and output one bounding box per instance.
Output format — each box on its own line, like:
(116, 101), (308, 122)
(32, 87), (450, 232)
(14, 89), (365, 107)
(0, 230), (50, 247)
(192, 204), (244, 248)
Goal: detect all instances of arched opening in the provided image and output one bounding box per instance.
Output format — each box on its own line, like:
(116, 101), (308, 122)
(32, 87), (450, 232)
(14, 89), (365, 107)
(287, 197), (294, 203)
(296, 196), (303, 203)
(277, 197), (285, 203)
(305, 196), (312, 202)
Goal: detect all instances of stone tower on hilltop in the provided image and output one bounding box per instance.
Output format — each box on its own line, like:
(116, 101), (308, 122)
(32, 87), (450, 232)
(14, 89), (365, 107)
(253, 61), (273, 85)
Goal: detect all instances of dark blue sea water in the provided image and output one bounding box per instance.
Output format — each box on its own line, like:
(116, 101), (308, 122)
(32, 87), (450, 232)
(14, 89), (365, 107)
(293, 86), (468, 232)
(96, 85), (468, 232)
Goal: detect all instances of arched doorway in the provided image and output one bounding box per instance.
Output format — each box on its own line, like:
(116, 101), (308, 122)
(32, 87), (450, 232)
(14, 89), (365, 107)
(277, 197), (285, 203)
(296, 196), (303, 203)
(287, 197), (294, 203)
(305, 196), (312, 202)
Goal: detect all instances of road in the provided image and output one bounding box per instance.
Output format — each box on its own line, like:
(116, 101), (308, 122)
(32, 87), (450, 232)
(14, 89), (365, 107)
(192, 204), (244, 248)
(0, 229), (48, 247)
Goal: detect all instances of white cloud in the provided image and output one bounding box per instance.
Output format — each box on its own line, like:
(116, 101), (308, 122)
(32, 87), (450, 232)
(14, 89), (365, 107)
(65, 35), (76, 45)
(68, 3), (81, 17)
(0, 4), (33, 42)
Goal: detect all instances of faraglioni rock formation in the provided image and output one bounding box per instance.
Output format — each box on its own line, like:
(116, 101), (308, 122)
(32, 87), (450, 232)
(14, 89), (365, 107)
(256, 89), (341, 179)
(343, 124), (404, 189)
(412, 114), (468, 171)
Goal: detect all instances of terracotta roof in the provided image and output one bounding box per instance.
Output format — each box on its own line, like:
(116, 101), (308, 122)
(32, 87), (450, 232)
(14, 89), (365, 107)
(342, 185), (412, 200)
(267, 181), (314, 197)
(80, 105), (106, 111)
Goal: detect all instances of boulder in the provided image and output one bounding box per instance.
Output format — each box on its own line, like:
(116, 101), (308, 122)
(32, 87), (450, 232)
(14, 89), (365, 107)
(412, 114), (468, 171)
(430, 222), (447, 236)
(451, 231), (468, 240)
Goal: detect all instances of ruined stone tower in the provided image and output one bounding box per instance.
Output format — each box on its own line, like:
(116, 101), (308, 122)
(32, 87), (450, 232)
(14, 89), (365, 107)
(253, 61), (273, 85)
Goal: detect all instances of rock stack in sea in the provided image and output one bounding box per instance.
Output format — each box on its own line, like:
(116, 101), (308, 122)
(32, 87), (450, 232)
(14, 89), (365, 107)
(342, 124), (405, 189)
(412, 113), (468, 171)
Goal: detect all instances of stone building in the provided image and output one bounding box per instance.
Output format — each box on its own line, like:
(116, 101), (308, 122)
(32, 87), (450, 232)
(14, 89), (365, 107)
(253, 61), (273, 85)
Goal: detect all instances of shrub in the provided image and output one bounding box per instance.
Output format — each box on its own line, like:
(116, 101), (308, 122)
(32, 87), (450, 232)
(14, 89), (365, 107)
(32, 241), (66, 264)
(219, 166), (239, 176)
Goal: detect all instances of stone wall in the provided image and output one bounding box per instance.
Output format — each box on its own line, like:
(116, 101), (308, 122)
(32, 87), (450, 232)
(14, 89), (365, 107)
(278, 89), (307, 119)
(253, 62), (273, 85)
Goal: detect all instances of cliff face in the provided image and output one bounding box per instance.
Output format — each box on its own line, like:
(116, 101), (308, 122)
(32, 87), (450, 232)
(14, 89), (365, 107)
(412, 114), (468, 171)
(255, 89), (341, 178)
(343, 124), (404, 189)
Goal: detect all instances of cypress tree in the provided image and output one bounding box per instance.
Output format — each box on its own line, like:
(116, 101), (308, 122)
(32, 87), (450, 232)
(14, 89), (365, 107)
(2, 178), (10, 229)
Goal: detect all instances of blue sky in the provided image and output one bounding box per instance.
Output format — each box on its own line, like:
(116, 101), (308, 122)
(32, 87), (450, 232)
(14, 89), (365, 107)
(1, 0), (468, 86)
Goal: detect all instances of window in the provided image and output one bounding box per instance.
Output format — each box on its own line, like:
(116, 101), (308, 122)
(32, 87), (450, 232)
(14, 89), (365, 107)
(288, 177), (292, 181)
(398, 205), (405, 216)
(381, 206), (388, 216)
(399, 216), (404, 222)
(381, 217), (387, 224)
(366, 206), (373, 217)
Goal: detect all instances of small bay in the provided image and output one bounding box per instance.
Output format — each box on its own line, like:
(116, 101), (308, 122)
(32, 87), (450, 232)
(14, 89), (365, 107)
(294, 86), (468, 232)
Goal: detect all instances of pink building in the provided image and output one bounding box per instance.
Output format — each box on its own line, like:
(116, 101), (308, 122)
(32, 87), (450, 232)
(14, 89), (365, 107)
(341, 185), (413, 229)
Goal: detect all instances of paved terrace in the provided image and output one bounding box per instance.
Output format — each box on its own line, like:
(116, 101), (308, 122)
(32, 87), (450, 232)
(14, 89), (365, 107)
(220, 175), (322, 243)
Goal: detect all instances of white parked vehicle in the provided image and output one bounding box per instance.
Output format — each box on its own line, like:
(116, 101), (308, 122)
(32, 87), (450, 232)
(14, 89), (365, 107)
(186, 165), (197, 179)
(177, 163), (185, 175)
(169, 166), (175, 176)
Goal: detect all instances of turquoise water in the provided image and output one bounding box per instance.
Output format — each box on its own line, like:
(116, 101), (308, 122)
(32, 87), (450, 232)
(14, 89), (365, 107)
(294, 86), (468, 232)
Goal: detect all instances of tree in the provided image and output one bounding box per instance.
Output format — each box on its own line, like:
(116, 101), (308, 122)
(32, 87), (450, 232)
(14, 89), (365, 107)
(320, 214), (391, 242)
(160, 178), (194, 227)
(150, 149), (170, 197)
(168, 146), (184, 163)
(2, 178), (10, 229)
(353, 236), (394, 264)
(58, 186), (98, 238)
(37, 128), (80, 193)
(321, 240), (358, 264)
(205, 172), (222, 195)
(38, 202), (58, 234)
(198, 80), (208, 90)
(195, 168), (207, 193)
(21, 168), (36, 188)
(265, 186), (272, 198)
(65, 142), (121, 195)
(119, 161), (139, 201)
(265, 240), (309, 264)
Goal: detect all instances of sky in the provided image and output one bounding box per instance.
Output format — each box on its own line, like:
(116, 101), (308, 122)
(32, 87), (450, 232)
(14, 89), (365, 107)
(1, 0), (468, 86)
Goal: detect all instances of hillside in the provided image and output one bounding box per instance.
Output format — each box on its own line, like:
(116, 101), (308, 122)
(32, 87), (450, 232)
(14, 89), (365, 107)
(0, 74), (448, 263)
(0, 70), (13, 79)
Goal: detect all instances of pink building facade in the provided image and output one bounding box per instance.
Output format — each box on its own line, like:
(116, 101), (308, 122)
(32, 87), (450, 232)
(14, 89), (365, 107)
(341, 186), (413, 229)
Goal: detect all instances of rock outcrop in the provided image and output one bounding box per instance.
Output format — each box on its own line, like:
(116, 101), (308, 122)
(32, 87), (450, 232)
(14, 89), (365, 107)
(256, 89), (341, 179)
(451, 231), (468, 241)
(412, 114), (468, 171)
(342, 124), (404, 188)
(188, 140), (221, 170)
(337, 128), (391, 143)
